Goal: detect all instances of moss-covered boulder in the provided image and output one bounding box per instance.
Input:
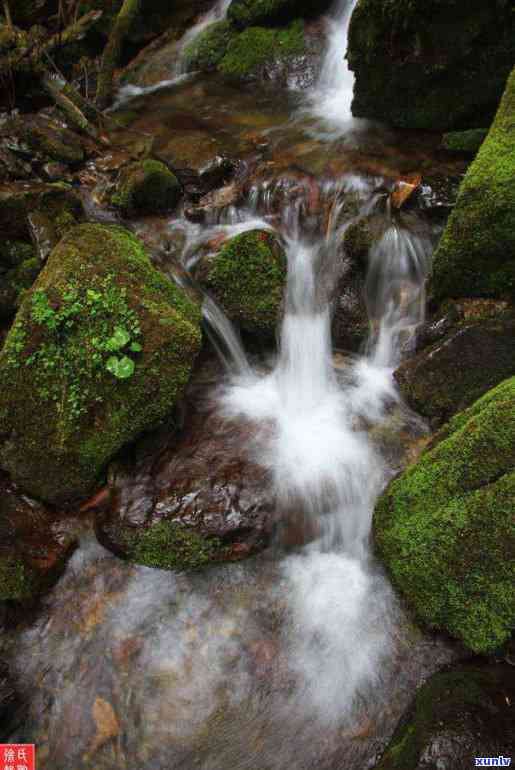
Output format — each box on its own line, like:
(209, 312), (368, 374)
(182, 20), (237, 72)
(0, 224), (202, 505)
(395, 319), (515, 427)
(441, 128), (488, 156)
(347, 0), (514, 130)
(227, 0), (332, 29)
(432, 68), (515, 302)
(197, 229), (286, 337)
(218, 20), (305, 79)
(0, 242), (39, 320)
(113, 159), (182, 215)
(374, 377), (515, 654)
(374, 662), (515, 770)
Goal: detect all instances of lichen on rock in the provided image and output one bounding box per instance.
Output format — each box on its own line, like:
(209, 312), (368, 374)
(374, 376), (515, 654)
(0, 223), (202, 506)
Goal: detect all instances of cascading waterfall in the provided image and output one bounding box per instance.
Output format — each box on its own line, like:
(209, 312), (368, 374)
(305, 0), (361, 134)
(176, 0), (232, 74)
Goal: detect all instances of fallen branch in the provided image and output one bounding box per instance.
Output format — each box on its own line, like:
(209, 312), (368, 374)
(2, 0), (13, 29)
(43, 73), (99, 140)
(0, 9), (103, 76)
(96, 0), (140, 110)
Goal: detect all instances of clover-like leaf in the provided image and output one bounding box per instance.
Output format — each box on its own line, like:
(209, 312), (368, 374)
(106, 355), (135, 379)
(106, 326), (131, 352)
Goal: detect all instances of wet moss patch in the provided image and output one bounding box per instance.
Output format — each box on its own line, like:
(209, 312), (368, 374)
(374, 376), (515, 653)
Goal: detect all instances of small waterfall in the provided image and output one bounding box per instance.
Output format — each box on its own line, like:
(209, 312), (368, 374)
(177, 0), (232, 74)
(305, 0), (361, 135)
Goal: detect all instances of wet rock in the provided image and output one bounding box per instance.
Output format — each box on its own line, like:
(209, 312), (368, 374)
(348, 0), (515, 130)
(26, 211), (57, 262)
(0, 180), (82, 241)
(41, 162), (73, 183)
(412, 175), (461, 222)
(331, 273), (369, 352)
(0, 224), (202, 506)
(185, 183), (241, 223)
(3, 114), (85, 165)
(112, 158), (182, 215)
(374, 376), (515, 653)
(432, 69), (515, 302)
(97, 363), (276, 570)
(182, 20), (236, 72)
(395, 320), (515, 428)
(0, 472), (76, 601)
(374, 662), (515, 770)
(196, 229), (287, 338)
(199, 155), (240, 192)
(0, 146), (32, 182)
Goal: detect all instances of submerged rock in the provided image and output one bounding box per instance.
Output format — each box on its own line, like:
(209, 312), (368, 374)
(112, 159), (182, 215)
(432, 68), (515, 302)
(97, 362), (276, 569)
(374, 376), (515, 654)
(374, 662), (515, 770)
(395, 319), (515, 427)
(0, 224), (202, 506)
(197, 229), (286, 338)
(347, 0), (514, 130)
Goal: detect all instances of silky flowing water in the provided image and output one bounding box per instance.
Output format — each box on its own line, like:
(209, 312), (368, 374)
(2, 2), (468, 768)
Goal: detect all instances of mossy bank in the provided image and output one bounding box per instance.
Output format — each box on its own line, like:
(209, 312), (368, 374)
(374, 377), (515, 654)
(0, 224), (202, 506)
(432, 68), (515, 302)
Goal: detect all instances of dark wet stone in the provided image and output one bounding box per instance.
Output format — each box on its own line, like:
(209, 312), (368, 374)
(0, 472), (77, 601)
(27, 211), (57, 262)
(395, 320), (515, 428)
(199, 155), (240, 192)
(0, 146), (32, 182)
(2, 115), (85, 165)
(414, 175), (462, 222)
(374, 661), (515, 770)
(96, 362), (277, 570)
(0, 181), (82, 241)
(41, 162), (73, 183)
(415, 305), (460, 351)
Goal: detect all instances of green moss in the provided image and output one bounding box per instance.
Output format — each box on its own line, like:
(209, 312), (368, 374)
(374, 376), (515, 653)
(0, 224), (201, 505)
(375, 664), (515, 770)
(0, 554), (38, 601)
(130, 521), (223, 571)
(347, 0), (515, 130)
(203, 229), (286, 336)
(182, 20), (236, 72)
(227, 0), (330, 29)
(432, 68), (515, 301)
(219, 20), (305, 78)
(441, 128), (489, 155)
(113, 159), (181, 214)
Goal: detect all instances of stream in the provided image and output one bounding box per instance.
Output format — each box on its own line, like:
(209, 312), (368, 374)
(2, 1), (469, 768)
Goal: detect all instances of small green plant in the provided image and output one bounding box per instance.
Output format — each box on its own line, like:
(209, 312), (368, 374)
(19, 275), (145, 423)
